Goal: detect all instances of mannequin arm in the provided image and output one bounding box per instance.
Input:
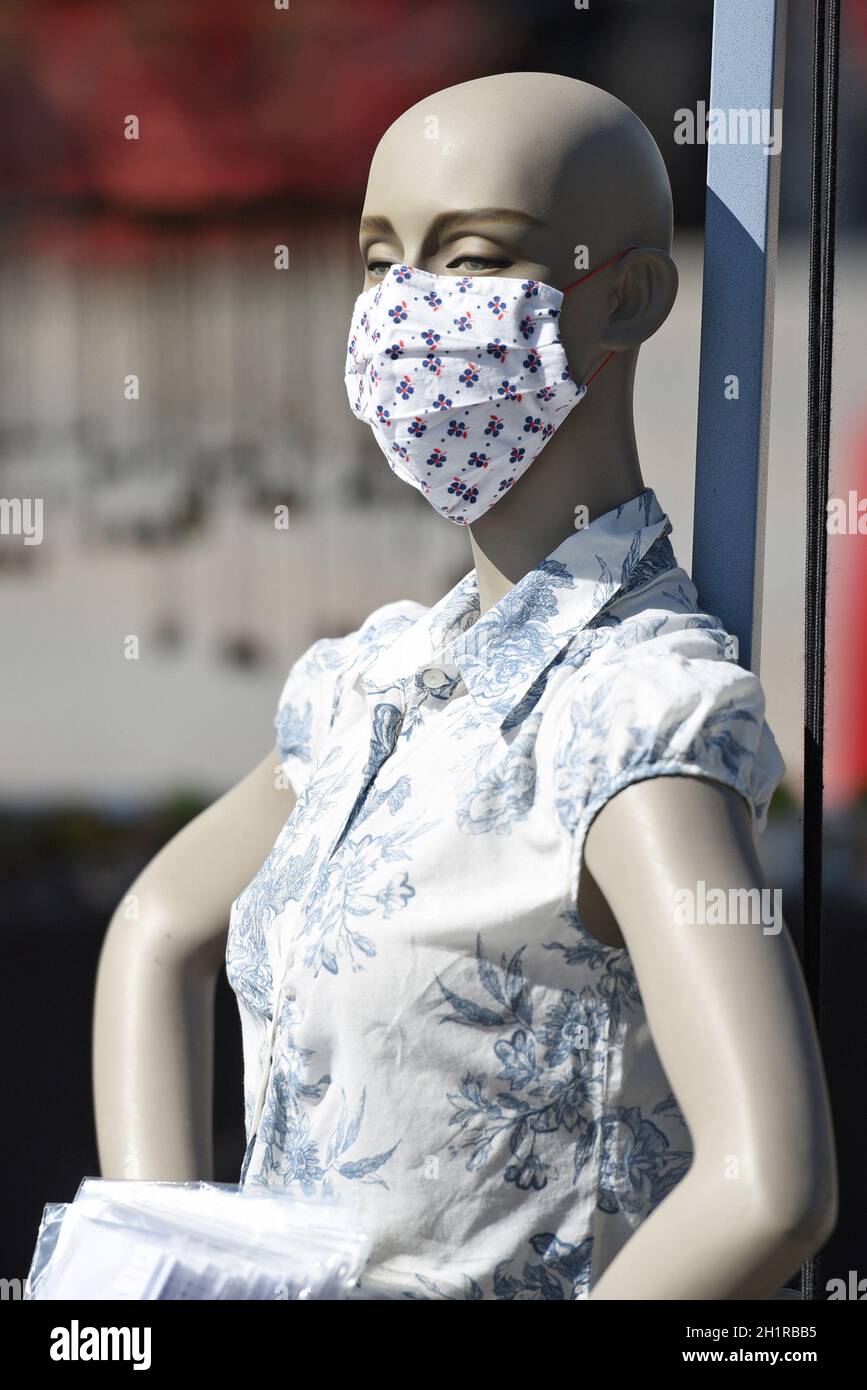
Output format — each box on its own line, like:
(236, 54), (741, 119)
(583, 775), (837, 1300)
(92, 745), (295, 1181)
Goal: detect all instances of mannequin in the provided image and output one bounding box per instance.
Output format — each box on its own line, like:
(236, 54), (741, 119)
(93, 73), (836, 1299)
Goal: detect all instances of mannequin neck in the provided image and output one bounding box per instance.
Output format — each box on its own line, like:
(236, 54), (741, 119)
(467, 352), (645, 613)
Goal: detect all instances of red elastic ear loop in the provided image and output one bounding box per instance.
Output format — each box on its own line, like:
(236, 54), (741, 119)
(560, 244), (639, 294)
(560, 244), (639, 387)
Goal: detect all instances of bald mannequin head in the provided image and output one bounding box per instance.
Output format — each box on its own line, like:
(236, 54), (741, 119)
(355, 72), (679, 582)
(361, 71), (673, 289)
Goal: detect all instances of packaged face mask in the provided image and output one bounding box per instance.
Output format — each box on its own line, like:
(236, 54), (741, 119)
(344, 249), (634, 523)
(25, 1178), (370, 1301)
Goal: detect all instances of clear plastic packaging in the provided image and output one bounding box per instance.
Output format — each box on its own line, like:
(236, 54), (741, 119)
(25, 1178), (370, 1301)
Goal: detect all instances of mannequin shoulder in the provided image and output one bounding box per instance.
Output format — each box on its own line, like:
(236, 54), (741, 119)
(547, 596), (785, 842)
(354, 596), (431, 650)
(551, 596), (777, 755)
(284, 597), (430, 683)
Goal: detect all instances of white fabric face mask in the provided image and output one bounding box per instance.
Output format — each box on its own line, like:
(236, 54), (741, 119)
(344, 250), (634, 524)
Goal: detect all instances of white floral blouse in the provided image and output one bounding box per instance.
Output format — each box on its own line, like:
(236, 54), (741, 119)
(225, 488), (785, 1300)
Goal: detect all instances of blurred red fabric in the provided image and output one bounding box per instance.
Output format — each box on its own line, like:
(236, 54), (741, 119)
(825, 414), (867, 808)
(0, 0), (511, 212)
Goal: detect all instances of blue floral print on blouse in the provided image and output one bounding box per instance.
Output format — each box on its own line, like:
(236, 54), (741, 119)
(225, 488), (785, 1300)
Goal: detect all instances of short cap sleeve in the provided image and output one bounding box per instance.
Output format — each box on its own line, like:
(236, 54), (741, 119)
(274, 599), (426, 797)
(552, 623), (786, 862)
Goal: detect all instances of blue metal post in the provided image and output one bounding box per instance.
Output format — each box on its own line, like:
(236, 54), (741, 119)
(692, 0), (788, 674)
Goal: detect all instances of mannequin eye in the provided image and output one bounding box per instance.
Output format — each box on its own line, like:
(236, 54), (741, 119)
(366, 260), (396, 277)
(446, 255), (511, 273)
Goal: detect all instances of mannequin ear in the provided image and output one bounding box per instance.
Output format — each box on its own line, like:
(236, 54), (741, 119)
(600, 247), (678, 350)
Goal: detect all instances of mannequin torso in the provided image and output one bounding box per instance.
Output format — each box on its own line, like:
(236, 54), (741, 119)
(93, 72), (836, 1299)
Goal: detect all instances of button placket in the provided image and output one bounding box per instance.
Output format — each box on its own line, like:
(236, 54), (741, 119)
(246, 675), (410, 1156)
(326, 682), (407, 862)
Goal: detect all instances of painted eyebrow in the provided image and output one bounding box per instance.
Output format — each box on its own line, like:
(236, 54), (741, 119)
(359, 215), (397, 238)
(359, 208), (548, 243)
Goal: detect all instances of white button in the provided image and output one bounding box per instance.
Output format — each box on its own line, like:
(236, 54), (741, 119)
(422, 668), (449, 689)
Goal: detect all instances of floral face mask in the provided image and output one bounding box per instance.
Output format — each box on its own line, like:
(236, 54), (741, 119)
(344, 248), (635, 523)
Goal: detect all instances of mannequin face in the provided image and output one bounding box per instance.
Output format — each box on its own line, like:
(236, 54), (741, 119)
(358, 73), (678, 385)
